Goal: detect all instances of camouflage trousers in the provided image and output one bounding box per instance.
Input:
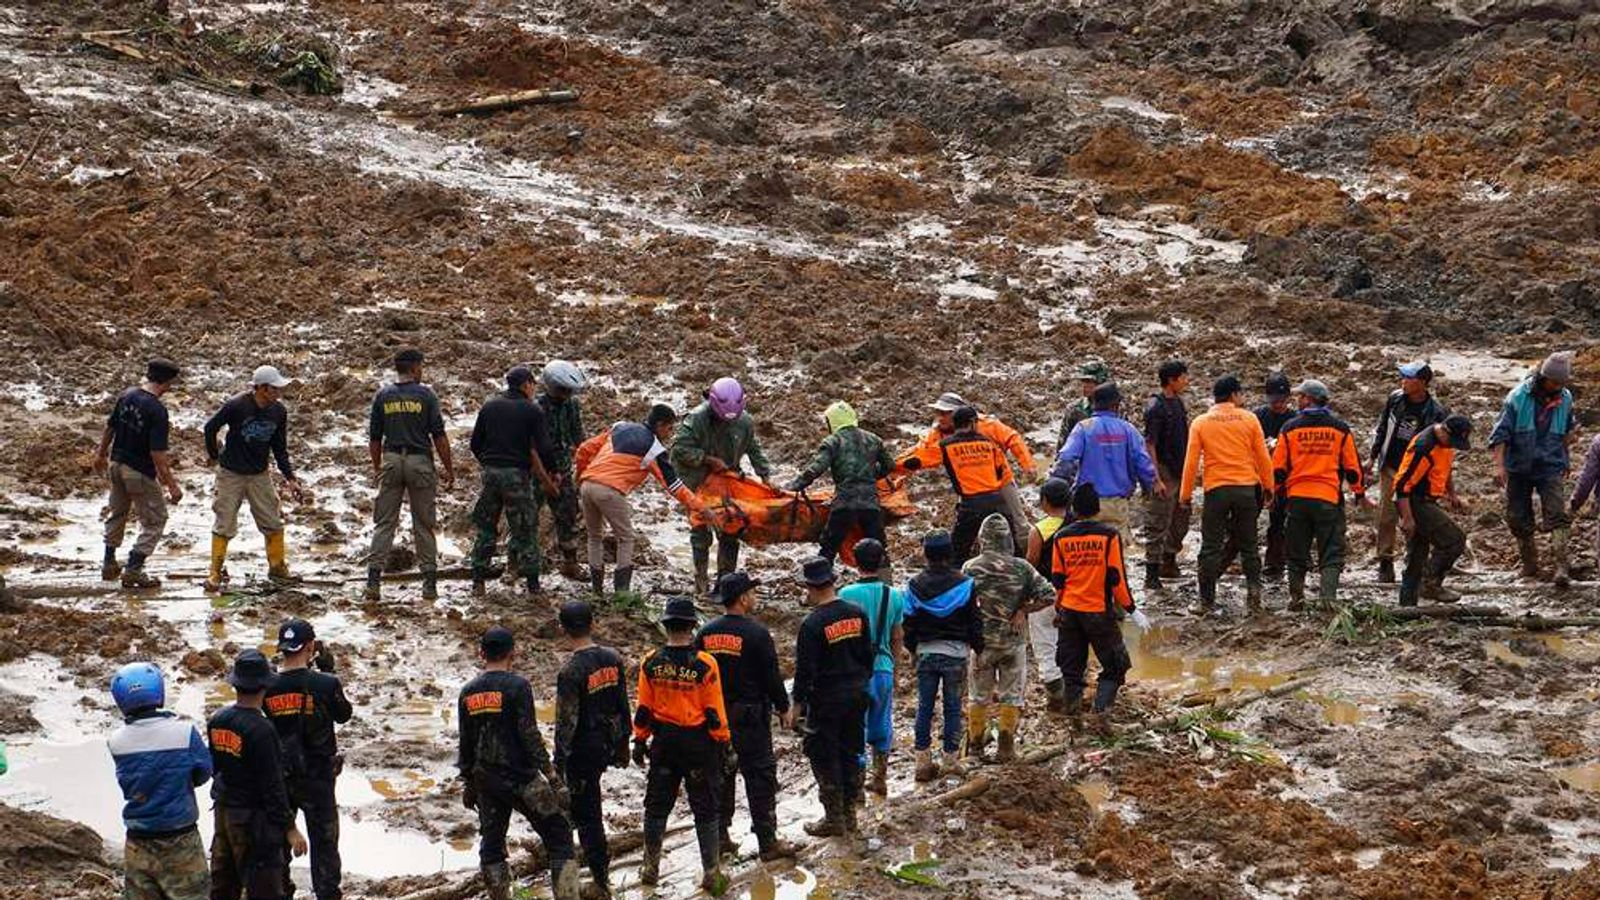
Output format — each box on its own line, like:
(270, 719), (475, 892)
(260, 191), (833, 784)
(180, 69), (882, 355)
(209, 806), (287, 900)
(471, 467), (540, 579)
(474, 773), (575, 867)
(283, 775), (341, 900)
(536, 474), (580, 556)
(125, 829), (208, 900)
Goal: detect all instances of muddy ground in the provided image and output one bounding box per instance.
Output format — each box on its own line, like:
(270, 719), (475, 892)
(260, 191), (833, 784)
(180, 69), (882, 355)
(4, 0), (1600, 897)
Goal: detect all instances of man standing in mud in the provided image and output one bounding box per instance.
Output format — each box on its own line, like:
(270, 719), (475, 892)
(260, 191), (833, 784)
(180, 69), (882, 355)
(898, 405), (1016, 562)
(208, 649), (307, 900)
(1368, 362), (1449, 585)
(553, 601), (631, 898)
(94, 358), (183, 589)
(469, 365), (561, 598)
(1051, 382), (1163, 547)
(458, 627), (579, 900)
(1271, 381), (1367, 610)
(785, 400), (894, 562)
(963, 513), (1055, 762)
(1057, 359), (1112, 452)
(792, 557), (873, 837)
(672, 377), (774, 595)
(364, 348), (454, 603)
(697, 572), (799, 861)
(1395, 416), (1474, 605)
(202, 365), (307, 593)
(263, 619), (353, 900)
(914, 392), (1039, 541)
(536, 360), (589, 581)
(1179, 376), (1276, 616)
(1490, 352), (1577, 587)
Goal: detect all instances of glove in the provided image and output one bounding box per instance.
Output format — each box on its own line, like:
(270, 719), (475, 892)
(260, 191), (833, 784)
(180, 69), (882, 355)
(462, 781), (478, 811)
(632, 739), (649, 767)
(1130, 610), (1151, 632)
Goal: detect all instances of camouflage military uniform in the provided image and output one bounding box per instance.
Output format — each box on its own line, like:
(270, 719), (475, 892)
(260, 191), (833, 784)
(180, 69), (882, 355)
(963, 514), (1055, 706)
(789, 416), (893, 562)
(536, 394), (584, 559)
(471, 466), (540, 579)
(125, 830), (209, 900)
(672, 404), (773, 586)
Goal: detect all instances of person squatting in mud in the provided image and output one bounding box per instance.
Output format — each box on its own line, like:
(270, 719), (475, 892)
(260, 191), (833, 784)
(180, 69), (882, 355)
(458, 626), (580, 900)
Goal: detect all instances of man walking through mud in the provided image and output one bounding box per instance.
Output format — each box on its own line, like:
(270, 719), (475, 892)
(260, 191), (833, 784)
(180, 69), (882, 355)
(837, 538), (905, 795)
(1219, 372), (1297, 579)
(202, 365), (307, 593)
(785, 400), (894, 562)
(1490, 352), (1577, 587)
(263, 619), (353, 900)
(536, 361), (589, 582)
(458, 626), (579, 900)
(1272, 381), (1367, 610)
(1143, 360), (1191, 591)
(792, 557), (873, 837)
(95, 358), (183, 589)
(1368, 362), (1450, 585)
(914, 392), (1039, 540)
(364, 349), (454, 603)
(697, 572), (800, 861)
(898, 405), (1016, 562)
(553, 601), (631, 899)
(1396, 416), (1474, 606)
(469, 365), (561, 598)
(964, 513), (1055, 762)
(672, 377), (775, 595)
(1052, 382), (1164, 547)
(1179, 375), (1276, 616)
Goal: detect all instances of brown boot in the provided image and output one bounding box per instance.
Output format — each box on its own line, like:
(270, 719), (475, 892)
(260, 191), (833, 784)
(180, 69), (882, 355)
(867, 749), (888, 796)
(1518, 535), (1540, 578)
(560, 549), (583, 581)
(1246, 583), (1264, 615)
(1044, 679), (1068, 715)
(913, 750), (938, 784)
(995, 705), (1020, 763)
(1422, 578), (1461, 604)
(1161, 555), (1181, 579)
(804, 787), (845, 837)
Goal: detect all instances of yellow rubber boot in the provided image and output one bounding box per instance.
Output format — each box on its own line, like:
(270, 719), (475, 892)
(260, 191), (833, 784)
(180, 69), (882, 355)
(965, 704), (991, 761)
(996, 704), (1022, 763)
(204, 536), (229, 593)
(265, 531), (299, 585)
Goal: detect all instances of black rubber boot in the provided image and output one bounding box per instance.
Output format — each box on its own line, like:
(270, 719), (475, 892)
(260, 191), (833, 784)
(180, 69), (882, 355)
(613, 566), (633, 593)
(589, 566), (604, 595)
(363, 566), (382, 602)
(421, 572), (438, 601)
(1144, 562), (1163, 591)
(1091, 680), (1120, 714)
(525, 574), (541, 597)
(694, 819), (722, 876)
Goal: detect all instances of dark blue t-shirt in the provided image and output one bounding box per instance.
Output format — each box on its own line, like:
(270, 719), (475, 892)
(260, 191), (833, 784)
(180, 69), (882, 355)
(108, 387), (170, 479)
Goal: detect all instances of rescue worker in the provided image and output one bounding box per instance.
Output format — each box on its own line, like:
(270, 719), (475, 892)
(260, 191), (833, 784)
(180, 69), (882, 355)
(202, 365), (307, 592)
(536, 361), (589, 581)
(1052, 383), (1164, 546)
(208, 649), (306, 900)
(898, 405), (1015, 562)
(94, 358), (183, 589)
(575, 405), (703, 594)
(468, 365), (561, 598)
(792, 557), (874, 837)
(109, 662), (212, 900)
(458, 627), (579, 900)
(785, 401), (894, 562)
(1143, 360), (1191, 590)
(633, 599), (730, 891)
(553, 601), (631, 899)
(263, 620), (353, 900)
(837, 538), (905, 796)
(672, 378), (774, 595)
(1490, 352), (1576, 586)
(1271, 381), (1366, 610)
(1238, 372), (1297, 579)
(697, 573), (800, 860)
(1368, 362), (1450, 584)
(1058, 360), (1112, 451)
(364, 349), (454, 603)
(1395, 416), (1474, 605)
(904, 532), (982, 782)
(1024, 479), (1074, 714)
(915, 392), (1039, 540)
(963, 514), (1055, 763)
(1178, 375), (1276, 616)
(1049, 485), (1150, 722)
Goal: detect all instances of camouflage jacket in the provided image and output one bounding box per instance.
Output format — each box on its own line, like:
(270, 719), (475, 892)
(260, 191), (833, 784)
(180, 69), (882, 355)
(962, 513), (1055, 648)
(536, 394), (584, 473)
(791, 426), (893, 510)
(671, 403), (772, 490)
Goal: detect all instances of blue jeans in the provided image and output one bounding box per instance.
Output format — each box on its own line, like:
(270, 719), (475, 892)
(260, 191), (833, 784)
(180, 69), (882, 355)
(864, 670), (895, 754)
(914, 653), (967, 753)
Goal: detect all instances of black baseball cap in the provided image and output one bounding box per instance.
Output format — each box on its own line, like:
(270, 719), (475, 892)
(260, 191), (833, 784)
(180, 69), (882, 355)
(798, 556), (836, 588)
(852, 538), (887, 572)
(227, 649), (273, 692)
(146, 358), (181, 384)
(1264, 371), (1292, 400)
(506, 365), (535, 388)
(558, 601), (593, 635)
(952, 406), (978, 428)
(1072, 482), (1101, 518)
(714, 572), (761, 605)
(480, 626), (515, 657)
(1213, 374), (1243, 402)
(394, 348), (425, 368)
(276, 618), (314, 654)
(1444, 415), (1473, 451)
(660, 598), (700, 626)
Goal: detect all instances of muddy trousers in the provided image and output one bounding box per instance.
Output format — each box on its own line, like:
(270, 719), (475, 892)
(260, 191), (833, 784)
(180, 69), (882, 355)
(642, 728), (723, 871)
(1221, 501), (1285, 574)
(212, 469), (283, 540)
(126, 828), (209, 900)
(818, 506), (886, 563)
(913, 652), (967, 754)
(563, 760), (610, 886)
(1054, 610), (1132, 712)
(471, 467), (540, 579)
(1375, 468), (1400, 561)
(1198, 486), (1263, 603)
(580, 481), (636, 570)
(366, 451), (438, 573)
(1284, 497), (1347, 603)
(802, 692), (868, 808)
(281, 774), (340, 900)
(1506, 474), (1570, 537)
(690, 525), (742, 583)
(1399, 499), (1466, 605)
(105, 463), (168, 562)
(474, 775), (576, 869)
(1144, 463), (1190, 566)
(209, 806), (288, 900)
(952, 492), (1011, 564)
(535, 475), (581, 555)
(718, 704), (780, 845)
(998, 481), (1032, 543)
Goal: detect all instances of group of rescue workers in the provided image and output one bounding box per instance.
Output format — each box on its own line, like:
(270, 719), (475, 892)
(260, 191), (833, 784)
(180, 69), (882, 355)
(95, 346), (1584, 899)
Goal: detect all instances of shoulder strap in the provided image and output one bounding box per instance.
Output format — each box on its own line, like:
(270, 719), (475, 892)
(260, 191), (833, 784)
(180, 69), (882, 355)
(874, 585), (891, 656)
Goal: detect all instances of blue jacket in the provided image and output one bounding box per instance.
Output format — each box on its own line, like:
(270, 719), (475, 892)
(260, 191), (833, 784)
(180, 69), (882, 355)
(1489, 378), (1573, 478)
(1052, 411), (1158, 498)
(109, 711), (212, 836)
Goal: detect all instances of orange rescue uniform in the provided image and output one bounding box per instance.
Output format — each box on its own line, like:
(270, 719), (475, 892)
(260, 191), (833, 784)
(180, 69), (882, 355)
(898, 431), (1011, 497)
(1272, 413), (1365, 503)
(906, 416), (1034, 484)
(1178, 401), (1275, 500)
(1395, 430), (1455, 501)
(633, 647), (732, 744)
(1048, 520), (1135, 614)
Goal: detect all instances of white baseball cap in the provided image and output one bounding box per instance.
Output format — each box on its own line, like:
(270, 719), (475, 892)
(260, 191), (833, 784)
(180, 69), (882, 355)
(251, 365), (292, 388)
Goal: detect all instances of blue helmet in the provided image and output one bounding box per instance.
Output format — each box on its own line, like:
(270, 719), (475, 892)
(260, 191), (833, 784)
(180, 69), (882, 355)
(110, 662), (165, 715)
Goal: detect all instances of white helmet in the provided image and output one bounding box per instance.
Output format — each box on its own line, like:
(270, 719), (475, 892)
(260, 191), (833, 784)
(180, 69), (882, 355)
(542, 360), (588, 394)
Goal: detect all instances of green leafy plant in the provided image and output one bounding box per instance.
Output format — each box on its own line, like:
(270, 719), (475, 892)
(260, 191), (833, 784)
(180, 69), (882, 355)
(1168, 709), (1272, 764)
(884, 859), (944, 888)
(1324, 603), (1399, 645)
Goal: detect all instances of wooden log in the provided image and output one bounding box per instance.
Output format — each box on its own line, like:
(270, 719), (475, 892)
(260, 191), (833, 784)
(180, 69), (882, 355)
(430, 88), (579, 117)
(1387, 604), (1504, 620)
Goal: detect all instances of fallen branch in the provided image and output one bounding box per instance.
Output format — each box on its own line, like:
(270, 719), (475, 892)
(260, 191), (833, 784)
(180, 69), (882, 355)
(1478, 614), (1600, 630)
(429, 88), (579, 117)
(1387, 604), (1504, 621)
(10, 128), (49, 178)
(80, 36), (146, 61)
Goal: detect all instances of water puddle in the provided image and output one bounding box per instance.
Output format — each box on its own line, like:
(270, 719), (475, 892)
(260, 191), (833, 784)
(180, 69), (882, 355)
(1075, 777), (1113, 815)
(1124, 623), (1294, 698)
(1313, 695), (1363, 726)
(747, 866), (823, 900)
